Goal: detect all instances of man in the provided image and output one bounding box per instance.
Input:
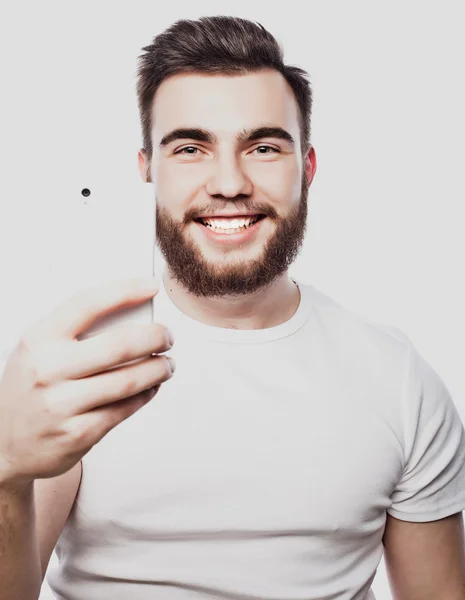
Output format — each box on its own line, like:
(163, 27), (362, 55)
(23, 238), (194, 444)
(1, 15), (465, 600)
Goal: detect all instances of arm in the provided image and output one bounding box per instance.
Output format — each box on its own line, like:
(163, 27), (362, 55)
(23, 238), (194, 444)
(383, 511), (465, 600)
(0, 479), (41, 600)
(0, 461), (81, 600)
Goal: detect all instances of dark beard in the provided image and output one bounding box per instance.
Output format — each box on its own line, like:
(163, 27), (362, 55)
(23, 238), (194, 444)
(155, 172), (309, 298)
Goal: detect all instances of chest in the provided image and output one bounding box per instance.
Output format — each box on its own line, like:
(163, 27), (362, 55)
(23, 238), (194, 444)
(74, 351), (402, 539)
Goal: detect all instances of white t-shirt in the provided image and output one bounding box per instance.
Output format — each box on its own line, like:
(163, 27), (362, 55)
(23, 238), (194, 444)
(44, 276), (465, 600)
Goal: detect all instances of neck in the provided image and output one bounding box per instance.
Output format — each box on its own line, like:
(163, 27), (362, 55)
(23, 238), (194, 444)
(162, 268), (300, 330)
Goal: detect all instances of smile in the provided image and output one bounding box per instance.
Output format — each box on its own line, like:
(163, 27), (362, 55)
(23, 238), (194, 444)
(194, 214), (267, 244)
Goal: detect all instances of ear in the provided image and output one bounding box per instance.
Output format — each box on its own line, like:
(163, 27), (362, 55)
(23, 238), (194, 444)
(138, 149), (152, 183)
(303, 146), (317, 186)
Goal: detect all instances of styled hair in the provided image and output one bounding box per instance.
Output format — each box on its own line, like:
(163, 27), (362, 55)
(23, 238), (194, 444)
(136, 15), (313, 161)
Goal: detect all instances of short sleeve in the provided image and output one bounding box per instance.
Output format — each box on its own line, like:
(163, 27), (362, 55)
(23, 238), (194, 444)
(388, 338), (465, 522)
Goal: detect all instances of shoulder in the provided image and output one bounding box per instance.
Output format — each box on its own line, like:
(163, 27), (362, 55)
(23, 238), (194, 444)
(299, 281), (411, 356)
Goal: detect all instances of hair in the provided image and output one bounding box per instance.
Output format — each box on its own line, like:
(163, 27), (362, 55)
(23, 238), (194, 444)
(136, 15), (313, 162)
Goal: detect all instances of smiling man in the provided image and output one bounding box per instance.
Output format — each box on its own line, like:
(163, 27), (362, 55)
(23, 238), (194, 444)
(29, 14), (465, 600)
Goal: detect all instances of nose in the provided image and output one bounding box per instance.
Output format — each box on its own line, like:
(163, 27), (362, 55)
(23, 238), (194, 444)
(205, 154), (253, 198)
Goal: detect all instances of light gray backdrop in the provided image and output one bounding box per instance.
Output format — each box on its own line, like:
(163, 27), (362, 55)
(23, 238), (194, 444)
(0, 2), (463, 599)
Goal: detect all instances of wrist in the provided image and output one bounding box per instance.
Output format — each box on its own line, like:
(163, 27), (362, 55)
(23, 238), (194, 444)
(0, 456), (33, 491)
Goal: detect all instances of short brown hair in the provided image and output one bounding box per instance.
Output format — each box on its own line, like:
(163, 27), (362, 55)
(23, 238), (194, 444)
(136, 15), (313, 161)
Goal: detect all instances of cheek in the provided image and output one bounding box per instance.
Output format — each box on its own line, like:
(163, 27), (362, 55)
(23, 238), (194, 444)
(155, 162), (206, 205)
(253, 162), (301, 205)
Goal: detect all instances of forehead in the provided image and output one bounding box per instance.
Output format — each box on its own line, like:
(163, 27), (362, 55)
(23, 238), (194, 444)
(151, 69), (300, 140)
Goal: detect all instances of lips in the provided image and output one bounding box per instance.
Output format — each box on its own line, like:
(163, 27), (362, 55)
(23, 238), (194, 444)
(194, 214), (267, 244)
(195, 214), (266, 226)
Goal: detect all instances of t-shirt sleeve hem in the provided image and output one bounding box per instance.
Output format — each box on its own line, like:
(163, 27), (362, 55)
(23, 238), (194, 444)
(387, 501), (465, 522)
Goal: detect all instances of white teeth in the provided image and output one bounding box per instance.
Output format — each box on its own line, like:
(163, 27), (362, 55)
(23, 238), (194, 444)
(202, 216), (259, 229)
(210, 225), (248, 234)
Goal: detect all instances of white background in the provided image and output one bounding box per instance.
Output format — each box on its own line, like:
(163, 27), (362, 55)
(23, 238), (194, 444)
(0, 2), (464, 599)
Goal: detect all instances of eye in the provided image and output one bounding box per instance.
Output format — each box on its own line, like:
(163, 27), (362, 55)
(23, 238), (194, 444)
(173, 145), (280, 156)
(174, 146), (201, 155)
(252, 145), (280, 154)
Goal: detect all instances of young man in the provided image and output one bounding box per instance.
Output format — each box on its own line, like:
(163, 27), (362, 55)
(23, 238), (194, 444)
(1, 15), (465, 600)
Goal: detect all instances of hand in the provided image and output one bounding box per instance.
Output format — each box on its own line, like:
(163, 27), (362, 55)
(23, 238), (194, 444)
(0, 278), (175, 486)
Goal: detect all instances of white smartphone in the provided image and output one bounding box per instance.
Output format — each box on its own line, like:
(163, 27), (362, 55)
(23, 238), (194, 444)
(0, 179), (158, 374)
(62, 179), (158, 343)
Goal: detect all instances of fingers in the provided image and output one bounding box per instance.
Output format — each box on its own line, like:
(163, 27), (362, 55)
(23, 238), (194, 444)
(25, 278), (159, 343)
(63, 386), (161, 451)
(34, 322), (173, 383)
(47, 352), (175, 415)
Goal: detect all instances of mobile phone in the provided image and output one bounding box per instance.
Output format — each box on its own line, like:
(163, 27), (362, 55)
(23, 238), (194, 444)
(67, 179), (157, 342)
(0, 180), (159, 374)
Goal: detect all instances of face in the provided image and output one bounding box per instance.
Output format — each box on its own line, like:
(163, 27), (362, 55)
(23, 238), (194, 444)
(138, 69), (316, 298)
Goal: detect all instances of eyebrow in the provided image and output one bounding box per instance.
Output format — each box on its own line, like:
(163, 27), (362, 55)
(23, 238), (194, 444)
(159, 126), (295, 148)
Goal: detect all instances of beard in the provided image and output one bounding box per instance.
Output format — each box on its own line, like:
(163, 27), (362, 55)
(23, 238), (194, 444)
(155, 171), (309, 298)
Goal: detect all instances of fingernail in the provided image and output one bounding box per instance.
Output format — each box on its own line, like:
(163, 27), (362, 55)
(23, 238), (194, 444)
(166, 328), (175, 346)
(167, 357), (176, 373)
